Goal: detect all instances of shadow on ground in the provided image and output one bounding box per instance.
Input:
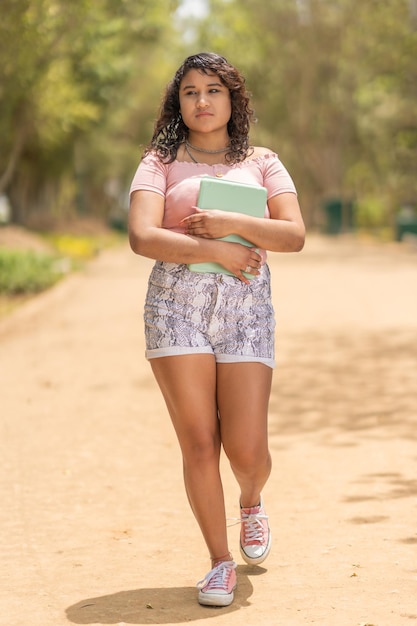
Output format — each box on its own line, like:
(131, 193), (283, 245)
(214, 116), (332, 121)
(66, 565), (265, 624)
(271, 329), (417, 440)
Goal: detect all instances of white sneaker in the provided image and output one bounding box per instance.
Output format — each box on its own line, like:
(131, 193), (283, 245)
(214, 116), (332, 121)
(196, 560), (237, 606)
(240, 499), (271, 565)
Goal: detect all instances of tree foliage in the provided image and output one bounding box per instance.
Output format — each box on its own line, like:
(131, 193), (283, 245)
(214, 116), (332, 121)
(0, 0), (181, 224)
(196, 0), (417, 229)
(1, 0), (416, 233)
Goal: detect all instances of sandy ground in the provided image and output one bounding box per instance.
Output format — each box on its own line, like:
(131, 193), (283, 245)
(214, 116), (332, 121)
(1, 233), (417, 626)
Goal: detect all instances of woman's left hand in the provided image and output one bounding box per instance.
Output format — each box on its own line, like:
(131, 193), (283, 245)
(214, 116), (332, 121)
(181, 207), (234, 239)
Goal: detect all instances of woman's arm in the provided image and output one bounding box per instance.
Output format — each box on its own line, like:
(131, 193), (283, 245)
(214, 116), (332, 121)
(128, 190), (262, 282)
(182, 192), (305, 253)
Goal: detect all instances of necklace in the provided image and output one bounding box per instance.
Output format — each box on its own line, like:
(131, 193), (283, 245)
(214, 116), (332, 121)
(185, 140), (229, 154)
(185, 142), (199, 163)
(184, 142), (226, 176)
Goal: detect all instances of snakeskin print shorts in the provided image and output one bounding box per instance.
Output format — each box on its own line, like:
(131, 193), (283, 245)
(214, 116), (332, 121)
(144, 261), (276, 368)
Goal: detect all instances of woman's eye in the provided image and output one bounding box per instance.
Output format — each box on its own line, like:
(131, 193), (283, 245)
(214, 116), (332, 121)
(184, 89), (221, 96)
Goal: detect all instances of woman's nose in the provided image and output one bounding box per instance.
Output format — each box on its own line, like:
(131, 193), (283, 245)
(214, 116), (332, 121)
(196, 95), (209, 108)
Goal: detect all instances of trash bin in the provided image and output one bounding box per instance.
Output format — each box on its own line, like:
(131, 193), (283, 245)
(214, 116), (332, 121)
(323, 198), (354, 235)
(395, 205), (417, 241)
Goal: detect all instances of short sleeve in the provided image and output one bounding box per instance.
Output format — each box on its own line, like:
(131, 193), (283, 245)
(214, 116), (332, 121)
(129, 153), (168, 199)
(262, 153), (297, 199)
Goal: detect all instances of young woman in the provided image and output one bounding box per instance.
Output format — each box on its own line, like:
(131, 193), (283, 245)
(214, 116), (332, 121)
(128, 52), (305, 607)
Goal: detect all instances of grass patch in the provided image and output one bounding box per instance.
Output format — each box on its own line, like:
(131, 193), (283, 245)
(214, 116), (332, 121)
(0, 249), (70, 295)
(0, 227), (125, 319)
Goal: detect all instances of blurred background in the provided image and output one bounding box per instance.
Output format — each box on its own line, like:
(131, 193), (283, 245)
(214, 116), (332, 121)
(0, 0), (416, 240)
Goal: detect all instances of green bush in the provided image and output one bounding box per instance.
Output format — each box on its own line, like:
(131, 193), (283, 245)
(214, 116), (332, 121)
(0, 249), (70, 294)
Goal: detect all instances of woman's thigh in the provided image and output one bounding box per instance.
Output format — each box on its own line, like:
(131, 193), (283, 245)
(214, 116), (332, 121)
(150, 354), (220, 456)
(216, 362), (273, 458)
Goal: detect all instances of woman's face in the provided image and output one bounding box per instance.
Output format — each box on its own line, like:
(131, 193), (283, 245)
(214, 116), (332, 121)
(179, 68), (232, 136)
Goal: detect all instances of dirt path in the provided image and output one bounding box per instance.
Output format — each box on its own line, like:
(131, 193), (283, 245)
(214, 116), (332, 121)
(1, 235), (416, 626)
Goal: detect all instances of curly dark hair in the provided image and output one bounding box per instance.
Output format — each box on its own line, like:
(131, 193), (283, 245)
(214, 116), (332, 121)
(144, 52), (256, 164)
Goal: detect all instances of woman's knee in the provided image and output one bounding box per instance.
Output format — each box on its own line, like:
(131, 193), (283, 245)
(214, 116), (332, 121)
(226, 444), (271, 475)
(182, 434), (221, 467)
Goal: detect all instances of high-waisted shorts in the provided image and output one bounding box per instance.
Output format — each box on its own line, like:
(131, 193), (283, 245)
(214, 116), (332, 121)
(144, 261), (276, 368)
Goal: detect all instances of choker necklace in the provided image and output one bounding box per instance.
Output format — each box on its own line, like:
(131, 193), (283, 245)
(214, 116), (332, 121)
(185, 143), (225, 176)
(186, 140), (229, 154)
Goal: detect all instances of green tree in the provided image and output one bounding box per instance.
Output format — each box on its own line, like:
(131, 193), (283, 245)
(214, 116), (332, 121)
(0, 0), (180, 225)
(193, 0), (417, 232)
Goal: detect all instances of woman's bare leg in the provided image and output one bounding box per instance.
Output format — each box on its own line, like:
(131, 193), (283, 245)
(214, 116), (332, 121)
(216, 362), (273, 507)
(150, 354), (231, 562)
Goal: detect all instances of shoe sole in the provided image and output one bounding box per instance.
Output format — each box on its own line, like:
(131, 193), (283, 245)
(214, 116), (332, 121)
(198, 589), (235, 607)
(240, 530), (272, 565)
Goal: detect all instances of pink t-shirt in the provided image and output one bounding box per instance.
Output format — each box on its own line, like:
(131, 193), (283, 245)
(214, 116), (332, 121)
(129, 151), (297, 235)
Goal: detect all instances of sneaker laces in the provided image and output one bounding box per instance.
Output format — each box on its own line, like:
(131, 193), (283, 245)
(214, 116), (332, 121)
(196, 560), (236, 590)
(228, 510), (269, 543)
